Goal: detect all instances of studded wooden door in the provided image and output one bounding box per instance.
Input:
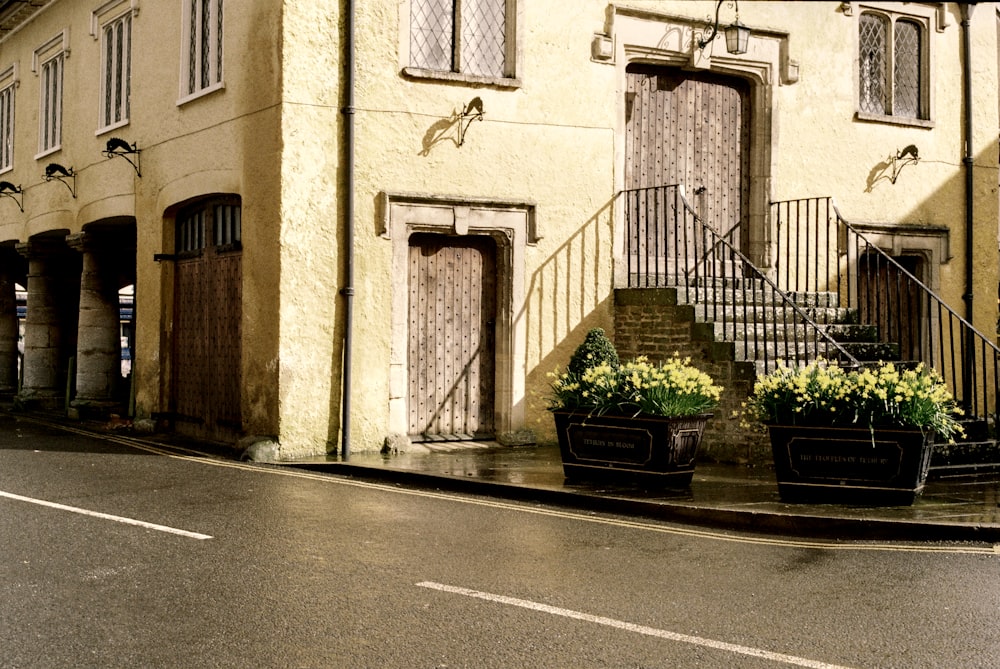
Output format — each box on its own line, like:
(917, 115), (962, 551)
(408, 234), (496, 441)
(625, 66), (751, 252)
(171, 201), (242, 442)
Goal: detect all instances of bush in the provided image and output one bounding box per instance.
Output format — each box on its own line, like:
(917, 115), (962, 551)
(567, 328), (619, 377)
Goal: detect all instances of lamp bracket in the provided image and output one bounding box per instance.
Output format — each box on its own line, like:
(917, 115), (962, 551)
(458, 97), (484, 147)
(889, 145), (919, 184)
(697, 0), (726, 49)
(696, 0), (748, 55)
(0, 181), (23, 212)
(102, 137), (141, 177)
(43, 163), (76, 198)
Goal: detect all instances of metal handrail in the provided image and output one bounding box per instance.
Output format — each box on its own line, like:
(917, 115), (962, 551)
(771, 196), (1000, 422)
(623, 185), (861, 374)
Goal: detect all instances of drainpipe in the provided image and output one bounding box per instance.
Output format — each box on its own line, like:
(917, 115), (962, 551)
(339, 0), (356, 459)
(960, 3), (974, 404)
(961, 4), (974, 324)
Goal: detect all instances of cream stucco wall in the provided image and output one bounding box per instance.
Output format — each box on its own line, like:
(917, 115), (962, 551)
(0, 1), (995, 457)
(331, 0), (1000, 452)
(340, 0), (619, 452)
(0, 0), (284, 439)
(274, 1), (345, 457)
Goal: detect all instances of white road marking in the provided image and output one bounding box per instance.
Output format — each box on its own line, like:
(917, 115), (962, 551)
(417, 581), (854, 669)
(0, 489), (213, 540)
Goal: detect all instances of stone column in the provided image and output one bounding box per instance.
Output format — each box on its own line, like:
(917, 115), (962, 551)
(0, 256), (19, 396)
(16, 238), (79, 407)
(67, 232), (120, 412)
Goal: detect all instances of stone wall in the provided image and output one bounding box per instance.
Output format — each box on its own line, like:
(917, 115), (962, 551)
(614, 288), (770, 465)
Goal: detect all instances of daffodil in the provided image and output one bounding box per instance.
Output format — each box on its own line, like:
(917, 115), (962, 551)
(742, 358), (964, 442)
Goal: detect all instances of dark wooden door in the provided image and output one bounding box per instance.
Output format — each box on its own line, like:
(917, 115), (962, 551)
(172, 201), (242, 442)
(408, 234), (496, 440)
(858, 254), (924, 362)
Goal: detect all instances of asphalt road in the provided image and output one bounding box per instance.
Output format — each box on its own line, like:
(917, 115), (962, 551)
(1, 416), (998, 668)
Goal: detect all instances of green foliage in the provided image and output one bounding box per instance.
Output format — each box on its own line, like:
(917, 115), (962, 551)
(567, 328), (619, 377)
(549, 355), (723, 418)
(742, 359), (965, 442)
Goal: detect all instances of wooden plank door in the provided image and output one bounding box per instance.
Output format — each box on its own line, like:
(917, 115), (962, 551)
(858, 254), (923, 362)
(172, 201), (242, 442)
(408, 234), (496, 440)
(625, 66), (750, 253)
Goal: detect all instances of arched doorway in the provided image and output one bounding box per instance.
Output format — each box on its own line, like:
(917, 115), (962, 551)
(170, 196), (242, 442)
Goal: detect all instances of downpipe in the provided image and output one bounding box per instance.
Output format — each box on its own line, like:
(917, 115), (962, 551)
(960, 4), (974, 404)
(339, 0), (356, 459)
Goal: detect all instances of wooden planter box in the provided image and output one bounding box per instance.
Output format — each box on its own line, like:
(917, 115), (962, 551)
(552, 411), (709, 488)
(766, 424), (935, 505)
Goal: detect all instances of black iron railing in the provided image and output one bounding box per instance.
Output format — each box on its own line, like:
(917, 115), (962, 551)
(771, 196), (1000, 422)
(623, 185), (861, 374)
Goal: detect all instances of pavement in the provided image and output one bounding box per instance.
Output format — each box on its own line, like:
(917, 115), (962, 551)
(278, 440), (1000, 544)
(11, 411), (1000, 544)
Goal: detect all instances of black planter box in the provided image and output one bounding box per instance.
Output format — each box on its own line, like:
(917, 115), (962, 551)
(767, 424), (935, 505)
(552, 411), (709, 488)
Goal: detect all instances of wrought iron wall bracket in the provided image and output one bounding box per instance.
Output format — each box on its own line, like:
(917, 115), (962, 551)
(43, 164), (76, 198)
(102, 137), (141, 177)
(888, 144), (919, 184)
(0, 181), (23, 212)
(457, 97), (484, 146)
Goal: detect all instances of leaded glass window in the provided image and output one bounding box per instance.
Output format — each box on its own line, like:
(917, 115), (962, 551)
(858, 10), (926, 120)
(893, 20), (921, 119)
(0, 83), (13, 172)
(183, 0), (223, 98)
(859, 13), (886, 114)
(100, 12), (132, 130)
(39, 54), (63, 154)
(410, 0), (509, 78)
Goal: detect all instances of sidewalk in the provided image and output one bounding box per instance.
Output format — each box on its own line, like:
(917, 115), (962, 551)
(280, 441), (1000, 543)
(15, 410), (1000, 544)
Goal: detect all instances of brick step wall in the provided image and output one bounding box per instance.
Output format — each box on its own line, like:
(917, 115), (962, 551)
(614, 288), (769, 464)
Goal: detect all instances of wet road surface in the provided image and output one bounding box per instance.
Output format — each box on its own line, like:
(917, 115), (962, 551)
(1, 417), (997, 668)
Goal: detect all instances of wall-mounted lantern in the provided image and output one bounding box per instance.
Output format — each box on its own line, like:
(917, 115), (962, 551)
(698, 0), (751, 56)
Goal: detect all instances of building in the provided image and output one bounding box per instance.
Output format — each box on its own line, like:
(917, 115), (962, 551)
(0, 1), (996, 460)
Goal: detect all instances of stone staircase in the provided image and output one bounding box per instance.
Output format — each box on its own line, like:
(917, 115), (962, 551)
(615, 282), (1000, 475)
(670, 279), (882, 374)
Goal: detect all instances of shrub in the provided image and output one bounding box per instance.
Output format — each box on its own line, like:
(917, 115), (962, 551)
(567, 328), (619, 377)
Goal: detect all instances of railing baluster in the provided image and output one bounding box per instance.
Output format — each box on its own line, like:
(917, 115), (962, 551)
(626, 190), (633, 287)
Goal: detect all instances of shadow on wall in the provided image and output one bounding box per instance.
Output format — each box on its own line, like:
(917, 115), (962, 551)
(523, 198), (616, 437)
(419, 97), (486, 156)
